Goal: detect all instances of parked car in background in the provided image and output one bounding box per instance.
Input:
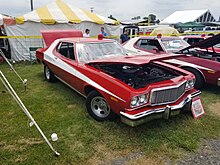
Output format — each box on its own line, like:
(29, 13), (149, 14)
(181, 34), (209, 45)
(181, 34), (220, 56)
(178, 34), (220, 61)
(123, 35), (220, 89)
(36, 30), (202, 127)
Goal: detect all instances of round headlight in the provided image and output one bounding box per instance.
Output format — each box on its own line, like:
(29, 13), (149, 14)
(189, 79), (195, 87)
(140, 94), (146, 103)
(131, 96), (139, 106)
(186, 79), (194, 89)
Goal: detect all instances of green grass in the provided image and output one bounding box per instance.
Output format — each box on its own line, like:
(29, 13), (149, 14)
(0, 62), (220, 165)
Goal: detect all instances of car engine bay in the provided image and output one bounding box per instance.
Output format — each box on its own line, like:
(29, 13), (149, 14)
(90, 63), (179, 89)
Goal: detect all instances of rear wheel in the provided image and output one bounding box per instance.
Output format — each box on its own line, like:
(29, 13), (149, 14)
(184, 68), (204, 89)
(86, 91), (117, 121)
(44, 65), (56, 82)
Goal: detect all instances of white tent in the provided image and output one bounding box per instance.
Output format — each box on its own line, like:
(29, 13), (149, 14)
(5, 0), (120, 61)
(161, 9), (216, 24)
(0, 14), (4, 25)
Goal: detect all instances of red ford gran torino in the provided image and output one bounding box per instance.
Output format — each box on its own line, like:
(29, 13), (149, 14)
(123, 35), (220, 89)
(36, 30), (201, 127)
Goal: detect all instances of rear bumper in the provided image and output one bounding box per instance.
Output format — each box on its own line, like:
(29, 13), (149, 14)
(120, 90), (201, 127)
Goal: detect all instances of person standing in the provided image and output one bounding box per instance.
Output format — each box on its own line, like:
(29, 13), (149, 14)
(83, 29), (90, 38)
(120, 30), (130, 44)
(100, 27), (108, 38)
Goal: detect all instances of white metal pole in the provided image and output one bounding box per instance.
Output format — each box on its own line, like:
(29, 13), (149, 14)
(0, 49), (23, 82)
(0, 71), (60, 156)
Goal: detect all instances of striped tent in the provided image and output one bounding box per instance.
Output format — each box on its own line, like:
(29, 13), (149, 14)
(6, 0), (121, 61)
(16, 0), (118, 25)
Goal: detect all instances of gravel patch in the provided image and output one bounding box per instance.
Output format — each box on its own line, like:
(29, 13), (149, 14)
(176, 139), (220, 165)
(102, 152), (144, 165)
(103, 139), (220, 165)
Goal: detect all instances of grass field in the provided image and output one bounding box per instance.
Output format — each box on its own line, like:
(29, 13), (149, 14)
(0, 62), (220, 165)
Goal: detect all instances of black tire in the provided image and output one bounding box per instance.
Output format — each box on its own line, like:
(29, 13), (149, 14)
(44, 65), (56, 82)
(86, 91), (117, 121)
(184, 67), (204, 89)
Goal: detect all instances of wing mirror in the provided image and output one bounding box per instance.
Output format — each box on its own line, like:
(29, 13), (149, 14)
(153, 48), (160, 53)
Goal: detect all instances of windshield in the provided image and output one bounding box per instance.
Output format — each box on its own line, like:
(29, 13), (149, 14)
(76, 41), (128, 63)
(161, 39), (190, 52)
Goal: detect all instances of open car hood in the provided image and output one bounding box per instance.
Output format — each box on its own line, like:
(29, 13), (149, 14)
(41, 29), (83, 46)
(87, 53), (179, 65)
(180, 34), (220, 51)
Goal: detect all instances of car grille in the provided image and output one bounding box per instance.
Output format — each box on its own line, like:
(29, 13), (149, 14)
(150, 81), (186, 105)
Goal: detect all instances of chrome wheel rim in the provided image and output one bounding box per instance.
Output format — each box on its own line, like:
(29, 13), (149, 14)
(45, 66), (50, 80)
(91, 96), (110, 118)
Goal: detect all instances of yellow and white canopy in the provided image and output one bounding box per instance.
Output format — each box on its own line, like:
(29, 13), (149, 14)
(16, 0), (118, 25)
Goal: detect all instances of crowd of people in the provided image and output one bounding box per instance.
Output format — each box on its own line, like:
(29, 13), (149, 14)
(82, 27), (130, 44)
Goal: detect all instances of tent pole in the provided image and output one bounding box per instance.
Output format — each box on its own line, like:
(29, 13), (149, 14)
(30, 0), (34, 11)
(0, 71), (60, 156)
(0, 49), (27, 92)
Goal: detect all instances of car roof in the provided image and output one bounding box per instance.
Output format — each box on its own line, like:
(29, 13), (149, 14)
(139, 36), (181, 40)
(57, 38), (114, 43)
(182, 35), (209, 39)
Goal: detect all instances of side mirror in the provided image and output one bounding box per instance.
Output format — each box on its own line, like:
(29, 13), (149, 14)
(153, 48), (159, 53)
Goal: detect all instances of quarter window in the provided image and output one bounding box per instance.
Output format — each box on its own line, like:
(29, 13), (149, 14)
(136, 39), (163, 51)
(57, 42), (75, 60)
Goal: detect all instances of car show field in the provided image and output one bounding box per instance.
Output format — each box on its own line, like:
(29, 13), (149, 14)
(1, 0), (220, 164)
(0, 62), (220, 164)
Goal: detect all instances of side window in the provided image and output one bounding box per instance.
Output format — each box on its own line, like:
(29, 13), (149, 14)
(56, 42), (75, 60)
(186, 38), (203, 45)
(136, 39), (159, 50)
(186, 38), (193, 45)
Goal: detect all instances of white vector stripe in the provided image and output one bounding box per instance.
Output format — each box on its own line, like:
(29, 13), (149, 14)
(163, 59), (214, 71)
(44, 42), (125, 102)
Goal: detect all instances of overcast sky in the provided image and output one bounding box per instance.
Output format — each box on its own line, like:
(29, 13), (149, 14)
(0, 0), (219, 21)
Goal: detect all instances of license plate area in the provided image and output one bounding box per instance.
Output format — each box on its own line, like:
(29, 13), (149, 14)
(191, 97), (205, 119)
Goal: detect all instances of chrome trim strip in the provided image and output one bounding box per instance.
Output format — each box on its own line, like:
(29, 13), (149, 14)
(120, 90), (201, 120)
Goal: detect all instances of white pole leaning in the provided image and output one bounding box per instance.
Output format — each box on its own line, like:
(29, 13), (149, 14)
(0, 49), (27, 92)
(0, 71), (60, 156)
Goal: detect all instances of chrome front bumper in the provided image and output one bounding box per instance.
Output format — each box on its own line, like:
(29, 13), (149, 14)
(120, 90), (201, 127)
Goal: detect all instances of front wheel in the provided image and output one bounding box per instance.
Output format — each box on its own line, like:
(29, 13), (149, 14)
(44, 65), (56, 82)
(86, 91), (117, 121)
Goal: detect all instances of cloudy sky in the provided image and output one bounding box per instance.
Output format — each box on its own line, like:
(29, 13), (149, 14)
(0, 0), (219, 21)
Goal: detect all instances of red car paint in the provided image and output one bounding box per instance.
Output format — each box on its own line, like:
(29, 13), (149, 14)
(36, 30), (201, 127)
